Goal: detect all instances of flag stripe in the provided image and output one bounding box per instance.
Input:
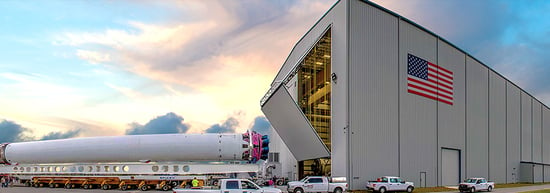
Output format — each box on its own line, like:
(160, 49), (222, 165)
(408, 77), (453, 96)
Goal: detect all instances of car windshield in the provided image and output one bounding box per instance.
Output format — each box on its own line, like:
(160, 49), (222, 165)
(300, 177), (309, 182)
(465, 179), (477, 183)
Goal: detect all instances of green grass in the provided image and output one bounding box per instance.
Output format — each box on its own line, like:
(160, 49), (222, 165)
(518, 189), (550, 193)
(496, 182), (550, 189)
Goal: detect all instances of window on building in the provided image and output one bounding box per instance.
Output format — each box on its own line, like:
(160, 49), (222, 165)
(268, 152), (280, 162)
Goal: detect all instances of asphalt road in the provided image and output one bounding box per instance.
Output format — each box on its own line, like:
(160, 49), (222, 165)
(1, 184), (549, 193)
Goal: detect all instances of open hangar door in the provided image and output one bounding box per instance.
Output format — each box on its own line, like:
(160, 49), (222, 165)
(442, 148), (460, 185)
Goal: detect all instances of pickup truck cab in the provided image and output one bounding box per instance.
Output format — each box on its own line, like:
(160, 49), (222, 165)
(365, 176), (414, 193)
(173, 179), (281, 193)
(459, 178), (494, 192)
(287, 176), (347, 193)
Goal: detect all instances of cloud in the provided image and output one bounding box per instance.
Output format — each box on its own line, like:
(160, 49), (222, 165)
(250, 116), (271, 135)
(126, 112), (190, 135)
(76, 49), (110, 64)
(205, 117), (239, 133)
(40, 128), (82, 140)
(0, 120), (32, 143)
(53, 1), (334, 134)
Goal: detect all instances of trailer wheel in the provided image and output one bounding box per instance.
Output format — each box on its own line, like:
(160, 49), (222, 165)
(25, 181), (31, 187)
(162, 184), (171, 191)
(83, 184), (90, 189)
(65, 183), (72, 189)
(277, 180), (284, 186)
(102, 184), (110, 190)
(33, 183), (40, 188)
(140, 185), (149, 191)
(49, 183), (55, 188)
(171, 181), (179, 187)
(121, 185), (128, 191)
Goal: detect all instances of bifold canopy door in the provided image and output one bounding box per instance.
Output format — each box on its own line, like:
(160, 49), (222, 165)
(261, 86), (330, 161)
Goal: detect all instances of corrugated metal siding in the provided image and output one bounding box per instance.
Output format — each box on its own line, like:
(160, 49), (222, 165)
(533, 102), (542, 163)
(465, 56), (489, 178)
(521, 92), (533, 161)
(436, 40), (466, 185)
(507, 84), (521, 183)
(545, 166), (550, 182)
(544, 108), (550, 164)
(488, 71), (506, 183)
(329, 0), (348, 178)
(348, 0), (398, 188)
(398, 20), (437, 187)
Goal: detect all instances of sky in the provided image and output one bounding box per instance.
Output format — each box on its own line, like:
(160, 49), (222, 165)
(0, 0), (549, 143)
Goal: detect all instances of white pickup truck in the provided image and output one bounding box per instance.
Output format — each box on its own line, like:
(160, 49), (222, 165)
(287, 176), (347, 193)
(365, 176), (414, 193)
(172, 179), (281, 193)
(458, 178), (494, 192)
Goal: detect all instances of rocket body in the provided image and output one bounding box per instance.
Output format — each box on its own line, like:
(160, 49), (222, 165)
(0, 133), (264, 164)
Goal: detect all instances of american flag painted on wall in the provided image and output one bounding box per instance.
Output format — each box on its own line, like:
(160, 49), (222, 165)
(407, 53), (454, 105)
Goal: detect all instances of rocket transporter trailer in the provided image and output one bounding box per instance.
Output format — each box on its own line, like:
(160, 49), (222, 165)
(0, 131), (270, 191)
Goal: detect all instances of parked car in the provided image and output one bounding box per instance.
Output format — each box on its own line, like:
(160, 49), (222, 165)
(287, 176), (347, 193)
(172, 179), (281, 193)
(459, 178), (494, 192)
(365, 176), (414, 193)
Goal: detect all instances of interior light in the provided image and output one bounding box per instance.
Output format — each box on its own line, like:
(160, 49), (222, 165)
(315, 62), (323, 65)
(323, 55), (331, 58)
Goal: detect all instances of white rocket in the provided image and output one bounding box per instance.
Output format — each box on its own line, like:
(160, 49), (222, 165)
(0, 131), (268, 165)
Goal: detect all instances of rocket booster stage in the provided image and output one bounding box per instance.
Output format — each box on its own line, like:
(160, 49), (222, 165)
(0, 131), (269, 165)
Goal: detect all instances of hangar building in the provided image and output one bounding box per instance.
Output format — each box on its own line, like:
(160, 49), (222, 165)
(260, 0), (550, 189)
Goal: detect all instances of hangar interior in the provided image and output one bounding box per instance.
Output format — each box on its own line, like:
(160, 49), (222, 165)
(261, 0), (550, 189)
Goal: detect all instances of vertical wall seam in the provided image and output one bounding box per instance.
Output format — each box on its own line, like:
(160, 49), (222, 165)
(520, 93), (523, 162)
(532, 99), (534, 162)
(436, 37), (439, 186)
(397, 16), (401, 177)
(487, 69), (491, 179)
(505, 82), (508, 183)
(464, 54), (468, 178)
(346, 0), (352, 187)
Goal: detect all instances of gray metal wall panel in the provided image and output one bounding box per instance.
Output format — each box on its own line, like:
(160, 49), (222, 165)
(544, 108), (550, 164)
(507, 84), (521, 183)
(398, 20), (437, 187)
(441, 149), (460, 185)
(488, 71), (507, 183)
(545, 166), (550, 182)
(520, 163), (533, 183)
(521, 92), (533, 161)
(465, 56), (489, 178)
(534, 165), (543, 183)
(533, 102), (542, 163)
(437, 40), (466, 186)
(328, 0), (348, 178)
(349, 0), (398, 189)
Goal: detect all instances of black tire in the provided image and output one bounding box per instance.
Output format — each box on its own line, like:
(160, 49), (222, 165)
(102, 184), (110, 190)
(379, 187), (387, 193)
(162, 185), (171, 191)
(277, 180), (284, 186)
(83, 184), (90, 189)
(407, 186), (414, 193)
(140, 185), (149, 191)
(121, 185), (128, 191)
(65, 183), (72, 189)
(295, 188), (304, 193)
(470, 187), (476, 193)
(171, 181), (179, 187)
(334, 187), (343, 193)
(25, 181), (31, 187)
(49, 183), (55, 188)
(487, 186), (493, 192)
